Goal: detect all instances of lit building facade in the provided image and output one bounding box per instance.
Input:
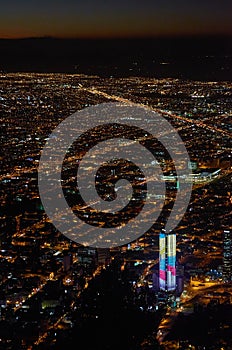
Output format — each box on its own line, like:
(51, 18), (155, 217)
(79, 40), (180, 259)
(223, 230), (232, 282)
(159, 231), (176, 291)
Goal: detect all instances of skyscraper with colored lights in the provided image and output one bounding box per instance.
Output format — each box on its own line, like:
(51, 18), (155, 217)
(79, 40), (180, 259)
(159, 231), (176, 291)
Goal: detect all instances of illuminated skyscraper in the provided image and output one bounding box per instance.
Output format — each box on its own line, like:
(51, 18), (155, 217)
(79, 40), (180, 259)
(159, 232), (166, 290)
(223, 230), (232, 282)
(159, 231), (176, 291)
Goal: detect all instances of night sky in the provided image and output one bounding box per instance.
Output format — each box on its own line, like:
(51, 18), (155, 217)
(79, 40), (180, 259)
(0, 0), (232, 39)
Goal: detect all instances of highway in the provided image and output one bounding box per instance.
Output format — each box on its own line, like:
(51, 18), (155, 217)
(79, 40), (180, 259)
(81, 87), (232, 139)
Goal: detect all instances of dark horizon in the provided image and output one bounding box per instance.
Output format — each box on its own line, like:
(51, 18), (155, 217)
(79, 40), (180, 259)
(1, 33), (232, 40)
(0, 35), (231, 81)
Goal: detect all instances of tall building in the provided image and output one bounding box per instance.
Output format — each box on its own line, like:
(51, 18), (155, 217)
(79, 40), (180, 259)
(223, 230), (232, 282)
(176, 265), (184, 296)
(97, 248), (111, 265)
(159, 231), (176, 291)
(63, 253), (73, 272)
(152, 270), (160, 292)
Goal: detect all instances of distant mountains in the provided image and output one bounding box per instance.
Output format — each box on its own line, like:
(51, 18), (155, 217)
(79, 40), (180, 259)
(0, 36), (231, 80)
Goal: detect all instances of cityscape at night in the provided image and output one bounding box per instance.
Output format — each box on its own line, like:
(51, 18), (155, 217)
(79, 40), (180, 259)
(0, 1), (232, 349)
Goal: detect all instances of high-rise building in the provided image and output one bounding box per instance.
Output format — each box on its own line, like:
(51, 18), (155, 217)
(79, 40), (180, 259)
(152, 270), (160, 292)
(159, 232), (166, 291)
(63, 253), (73, 272)
(97, 248), (111, 265)
(176, 265), (184, 296)
(159, 231), (176, 291)
(223, 230), (232, 282)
